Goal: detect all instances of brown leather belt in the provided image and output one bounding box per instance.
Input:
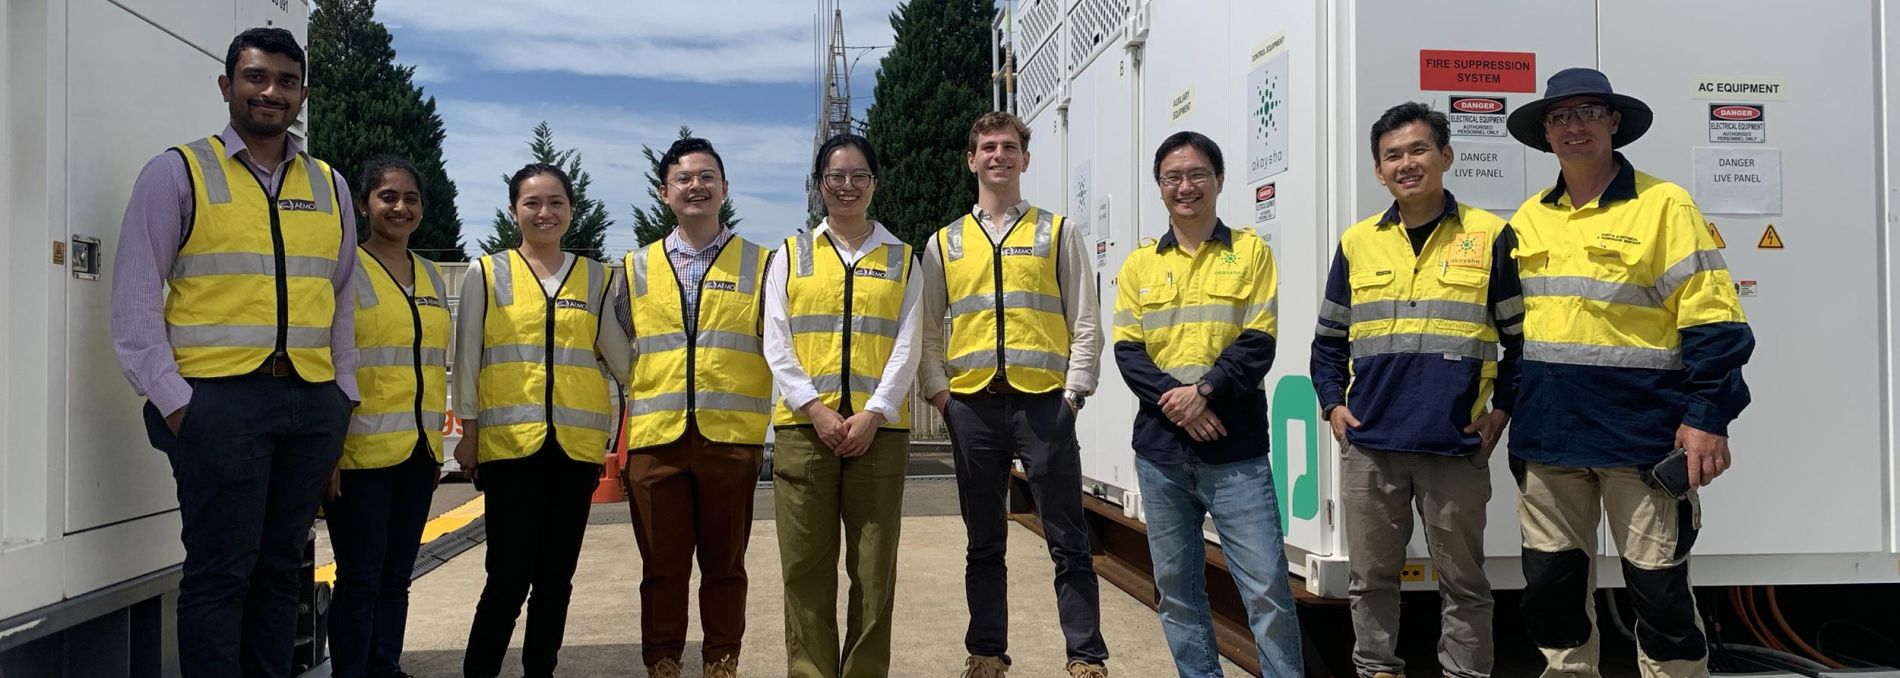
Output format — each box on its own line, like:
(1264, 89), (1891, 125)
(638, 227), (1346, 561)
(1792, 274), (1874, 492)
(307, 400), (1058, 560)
(251, 354), (295, 378)
(983, 378), (1022, 394)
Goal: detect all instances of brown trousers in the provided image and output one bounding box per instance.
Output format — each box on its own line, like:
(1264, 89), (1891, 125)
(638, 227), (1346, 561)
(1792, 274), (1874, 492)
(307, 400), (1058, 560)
(624, 426), (764, 668)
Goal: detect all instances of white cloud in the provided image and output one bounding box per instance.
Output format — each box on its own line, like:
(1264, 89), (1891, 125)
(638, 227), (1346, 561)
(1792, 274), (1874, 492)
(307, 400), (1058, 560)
(378, 0), (899, 85)
(407, 59), (453, 85)
(436, 99), (815, 259)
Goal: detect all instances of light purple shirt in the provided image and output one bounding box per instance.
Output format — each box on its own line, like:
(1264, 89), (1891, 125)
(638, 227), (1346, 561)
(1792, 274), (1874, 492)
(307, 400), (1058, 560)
(111, 124), (360, 416)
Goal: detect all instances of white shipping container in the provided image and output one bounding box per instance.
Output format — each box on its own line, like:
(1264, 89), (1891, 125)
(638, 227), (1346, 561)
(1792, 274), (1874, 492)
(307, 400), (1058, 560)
(999, 0), (1900, 595)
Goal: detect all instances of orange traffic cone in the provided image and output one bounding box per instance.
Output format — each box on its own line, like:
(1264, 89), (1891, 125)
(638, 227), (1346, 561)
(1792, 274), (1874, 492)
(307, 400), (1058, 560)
(593, 450), (626, 503)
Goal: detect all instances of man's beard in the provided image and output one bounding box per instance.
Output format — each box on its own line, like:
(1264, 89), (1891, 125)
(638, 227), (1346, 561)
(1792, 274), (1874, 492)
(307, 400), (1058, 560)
(233, 102), (295, 137)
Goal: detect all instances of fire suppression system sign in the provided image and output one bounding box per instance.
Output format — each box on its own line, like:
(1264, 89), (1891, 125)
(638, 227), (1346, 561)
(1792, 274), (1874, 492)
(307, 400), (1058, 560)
(1419, 50), (1537, 93)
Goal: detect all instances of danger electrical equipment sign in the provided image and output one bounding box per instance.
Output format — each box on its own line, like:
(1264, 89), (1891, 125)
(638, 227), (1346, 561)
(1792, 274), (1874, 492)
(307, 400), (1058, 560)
(1419, 50), (1538, 93)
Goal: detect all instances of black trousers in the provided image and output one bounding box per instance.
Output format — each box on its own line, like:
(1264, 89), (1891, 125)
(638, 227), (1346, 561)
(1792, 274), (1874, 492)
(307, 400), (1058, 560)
(142, 374), (352, 678)
(462, 440), (602, 678)
(323, 444), (439, 678)
(944, 391), (1108, 664)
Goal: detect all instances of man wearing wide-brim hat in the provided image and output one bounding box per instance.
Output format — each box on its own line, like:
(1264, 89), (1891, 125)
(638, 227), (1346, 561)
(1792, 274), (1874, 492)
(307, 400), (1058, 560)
(1497, 67), (1756, 677)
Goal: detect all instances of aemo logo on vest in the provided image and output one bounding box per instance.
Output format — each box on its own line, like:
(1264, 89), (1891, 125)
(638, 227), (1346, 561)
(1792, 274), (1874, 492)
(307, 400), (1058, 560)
(416, 296), (444, 308)
(703, 280), (739, 292)
(277, 198), (322, 212)
(554, 299), (591, 311)
(1000, 246), (1036, 256)
(853, 266), (892, 279)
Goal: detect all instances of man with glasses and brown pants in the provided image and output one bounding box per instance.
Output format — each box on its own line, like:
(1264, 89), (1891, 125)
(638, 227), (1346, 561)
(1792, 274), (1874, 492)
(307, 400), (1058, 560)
(1501, 68), (1754, 677)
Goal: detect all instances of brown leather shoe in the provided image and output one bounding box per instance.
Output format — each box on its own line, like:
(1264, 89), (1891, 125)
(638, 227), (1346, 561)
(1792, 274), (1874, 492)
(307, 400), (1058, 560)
(1066, 660), (1108, 678)
(1368, 673), (1405, 678)
(960, 655), (1010, 678)
(645, 657), (681, 678)
(704, 654), (740, 678)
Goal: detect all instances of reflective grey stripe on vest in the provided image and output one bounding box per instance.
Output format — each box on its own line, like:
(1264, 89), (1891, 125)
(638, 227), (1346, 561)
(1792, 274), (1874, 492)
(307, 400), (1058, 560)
(812, 373), (882, 397)
(183, 138), (231, 205)
(1523, 341), (1682, 370)
(628, 391), (771, 417)
(359, 346), (448, 368)
(789, 314), (901, 339)
(944, 224), (966, 261)
(1164, 365), (1211, 383)
(1349, 298), (1490, 326)
(1141, 300), (1276, 332)
(348, 410), (445, 436)
(946, 347), (1068, 373)
(1319, 300), (1351, 325)
(483, 344), (596, 367)
(355, 259), (380, 309)
(581, 258), (605, 307)
(1112, 309), (1139, 331)
(948, 290), (1064, 318)
(1522, 276), (1663, 308)
(794, 233), (815, 277)
(1495, 295), (1526, 323)
(478, 404), (615, 432)
(490, 253), (515, 307)
(420, 260), (446, 298)
(630, 249), (649, 297)
(302, 155), (334, 214)
(1349, 333), (1496, 361)
(169, 324), (330, 349)
(736, 241), (762, 294)
(1031, 210), (1055, 257)
(634, 329), (762, 356)
(172, 253), (337, 280)
(1656, 249), (1727, 300)
(881, 244), (906, 275)
(1313, 323), (1349, 338)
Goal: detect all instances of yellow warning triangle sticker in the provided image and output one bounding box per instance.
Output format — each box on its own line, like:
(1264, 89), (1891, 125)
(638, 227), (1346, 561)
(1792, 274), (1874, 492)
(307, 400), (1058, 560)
(1707, 222), (1727, 249)
(1758, 224), (1784, 249)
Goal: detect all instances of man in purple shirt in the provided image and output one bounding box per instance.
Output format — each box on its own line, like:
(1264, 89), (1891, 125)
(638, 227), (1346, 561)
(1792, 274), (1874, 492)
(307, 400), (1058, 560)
(110, 28), (359, 678)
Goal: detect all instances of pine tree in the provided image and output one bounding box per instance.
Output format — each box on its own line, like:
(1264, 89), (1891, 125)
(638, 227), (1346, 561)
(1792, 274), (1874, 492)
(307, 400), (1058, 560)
(478, 122), (611, 261)
(307, 0), (467, 261)
(863, 0), (994, 246)
(628, 126), (742, 248)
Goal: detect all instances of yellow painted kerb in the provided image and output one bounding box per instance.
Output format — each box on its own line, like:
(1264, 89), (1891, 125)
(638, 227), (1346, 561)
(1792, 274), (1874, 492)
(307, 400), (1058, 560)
(314, 495), (486, 585)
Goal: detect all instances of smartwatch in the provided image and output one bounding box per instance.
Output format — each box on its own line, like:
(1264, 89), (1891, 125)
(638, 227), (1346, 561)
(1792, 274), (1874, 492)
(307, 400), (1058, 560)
(1195, 380), (1214, 398)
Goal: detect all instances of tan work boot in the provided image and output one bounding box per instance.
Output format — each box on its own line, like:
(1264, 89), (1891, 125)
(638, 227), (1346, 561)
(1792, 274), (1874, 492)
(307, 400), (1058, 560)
(1066, 660), (1108, 678)
(704, 654), (740, 678)
(960, 655), (1009, 678)
(645, 657), (681, 678)
(1368, 673), (1404, 678)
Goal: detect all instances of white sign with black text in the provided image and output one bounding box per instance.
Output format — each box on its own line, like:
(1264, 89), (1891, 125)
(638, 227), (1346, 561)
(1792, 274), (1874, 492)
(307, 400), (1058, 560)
(1442, 141), (1525, 211)
(1692, 147), (1782, 215)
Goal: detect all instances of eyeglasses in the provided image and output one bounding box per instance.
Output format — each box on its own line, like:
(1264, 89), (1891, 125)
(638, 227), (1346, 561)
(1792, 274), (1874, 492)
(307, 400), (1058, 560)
(1158, 170), (1216, 188)
(669, 170), (723, 189)
(1543, 103), (1612, 128)
(822, 171), (876, 190)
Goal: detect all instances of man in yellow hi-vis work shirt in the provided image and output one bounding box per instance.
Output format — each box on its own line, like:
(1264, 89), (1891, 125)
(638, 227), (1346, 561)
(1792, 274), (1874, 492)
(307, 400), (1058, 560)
(618, 137), (774, 678)
(1112, 131), (1303, 678)
(1311, 103), (1520, 678)
(917, 111), (1108, 678)
(1501, 68), (1754, 677)
(110, 28), (359, 678)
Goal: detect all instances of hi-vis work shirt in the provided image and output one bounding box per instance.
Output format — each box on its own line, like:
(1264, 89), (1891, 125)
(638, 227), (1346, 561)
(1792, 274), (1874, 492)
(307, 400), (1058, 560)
(112, 125), (360, 417)
(1310, 193), (1523, 455)
(764, 221), (922, 429)
(917, 201), (1103, 398)
(1505, 153), (1754, 467)
(622, 233), (774, 449)
(452, 253), (630, 464)
(343, 250), (451, 468)
(1112, 223), (1278, 465)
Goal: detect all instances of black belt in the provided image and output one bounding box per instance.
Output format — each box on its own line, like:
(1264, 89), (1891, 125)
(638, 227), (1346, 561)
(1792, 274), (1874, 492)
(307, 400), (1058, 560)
(251, 354), (296, 378)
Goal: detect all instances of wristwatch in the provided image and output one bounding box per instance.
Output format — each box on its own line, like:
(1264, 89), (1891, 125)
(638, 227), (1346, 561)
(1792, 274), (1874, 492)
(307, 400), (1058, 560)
(1195, 380), (1214, 398)
(1064, 390), (1087, 410)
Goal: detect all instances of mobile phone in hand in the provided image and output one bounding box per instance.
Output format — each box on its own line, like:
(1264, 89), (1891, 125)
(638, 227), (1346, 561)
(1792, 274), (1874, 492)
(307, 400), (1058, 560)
(1646, 447), (1692, 499)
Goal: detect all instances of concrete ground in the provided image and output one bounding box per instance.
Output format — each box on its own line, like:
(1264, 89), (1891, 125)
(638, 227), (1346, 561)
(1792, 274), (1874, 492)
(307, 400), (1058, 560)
(382, 478), (1242, 677)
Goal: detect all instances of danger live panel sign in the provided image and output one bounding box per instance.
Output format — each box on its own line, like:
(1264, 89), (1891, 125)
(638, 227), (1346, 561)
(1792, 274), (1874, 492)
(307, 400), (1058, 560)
(1420, 50), (1537, 93)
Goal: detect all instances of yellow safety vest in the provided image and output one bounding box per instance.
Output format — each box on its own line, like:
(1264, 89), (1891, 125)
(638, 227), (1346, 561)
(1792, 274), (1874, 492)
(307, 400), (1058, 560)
(342, 249), (451, 468)
(624, 238), (773, 449)
(1112, 226), (1279, 381)
(937, 207), (1071, 394)
(475, 251), (615, 464)
(772, 232), (913, 430)
(167, 135), (343, 381)
(1332, 204), (1507, 420)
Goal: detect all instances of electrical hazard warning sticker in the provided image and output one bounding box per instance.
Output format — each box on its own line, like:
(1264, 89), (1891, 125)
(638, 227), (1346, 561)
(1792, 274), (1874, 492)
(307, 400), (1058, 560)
(1447, 96), (1508, 137)
(1707, 222), (1727, 249)
(1757, 224), (1783, 249)
(1254, 182), (1278, 223)
(1708, 104), (1766, 143)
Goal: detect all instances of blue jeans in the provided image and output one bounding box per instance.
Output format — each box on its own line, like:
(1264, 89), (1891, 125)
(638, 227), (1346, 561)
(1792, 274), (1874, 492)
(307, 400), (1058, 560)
(1136, 454), (1304, 677)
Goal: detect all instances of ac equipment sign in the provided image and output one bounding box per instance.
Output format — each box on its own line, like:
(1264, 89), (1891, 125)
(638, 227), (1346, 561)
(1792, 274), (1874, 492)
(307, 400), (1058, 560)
(1447, 96), (1508, 138)
(1708, 103), (1766, 143)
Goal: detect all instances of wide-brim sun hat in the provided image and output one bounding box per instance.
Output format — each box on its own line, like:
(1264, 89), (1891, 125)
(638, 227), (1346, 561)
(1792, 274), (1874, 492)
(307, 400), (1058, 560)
(1507, 67), (1654, 153)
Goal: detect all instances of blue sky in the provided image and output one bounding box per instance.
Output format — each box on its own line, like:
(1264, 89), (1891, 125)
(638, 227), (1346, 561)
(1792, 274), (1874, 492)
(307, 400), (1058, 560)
(374, 0), (908, 259)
